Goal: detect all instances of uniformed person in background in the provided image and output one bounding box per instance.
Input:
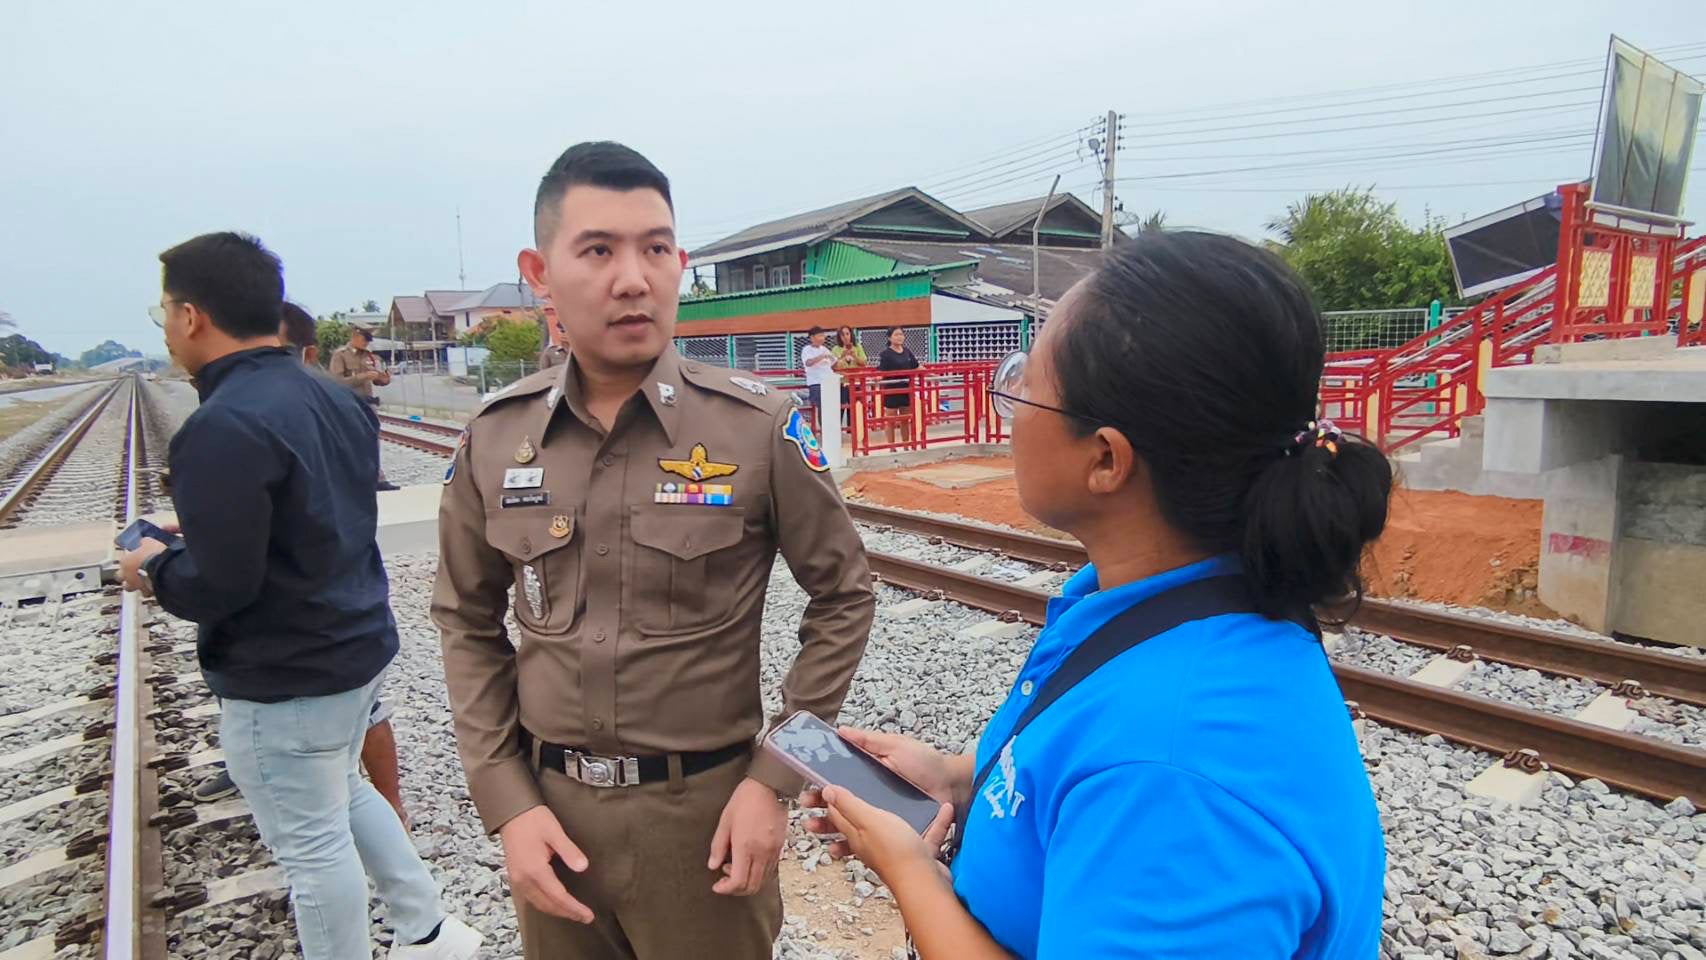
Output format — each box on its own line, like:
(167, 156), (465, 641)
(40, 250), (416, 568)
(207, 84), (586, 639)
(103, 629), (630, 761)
(432, 141), (875, 960)
(537, 304), (568, 371)
(329, 324), (399, 491)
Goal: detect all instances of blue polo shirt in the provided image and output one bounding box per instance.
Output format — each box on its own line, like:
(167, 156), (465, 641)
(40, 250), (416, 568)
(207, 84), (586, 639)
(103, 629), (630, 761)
(950, 556), (1383, 959)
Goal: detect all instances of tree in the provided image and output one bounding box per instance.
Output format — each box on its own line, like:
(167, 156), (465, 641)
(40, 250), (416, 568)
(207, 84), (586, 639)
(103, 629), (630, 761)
(316, 319), (351, 366)
(362, 299), (381, 313)
(0, 310), (13, 332)
(0, 333), (62, 371)
(1116, 209), (1168, 234)
(486, 316), (543, 363)
(1264, 187), (1458, 313)
(78, 340), (143, 368)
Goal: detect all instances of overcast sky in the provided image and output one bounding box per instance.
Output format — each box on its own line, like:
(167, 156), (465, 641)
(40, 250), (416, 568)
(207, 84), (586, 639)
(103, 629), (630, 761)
(2, 1), (1702, 357)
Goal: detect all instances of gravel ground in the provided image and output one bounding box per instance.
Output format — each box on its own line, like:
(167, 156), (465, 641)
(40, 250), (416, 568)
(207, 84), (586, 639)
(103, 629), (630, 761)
(381, 441), (455, 487)
(8, 487), (1706, 957)
(0, 383), (107, 488)
(1335, 629), (1706, 749)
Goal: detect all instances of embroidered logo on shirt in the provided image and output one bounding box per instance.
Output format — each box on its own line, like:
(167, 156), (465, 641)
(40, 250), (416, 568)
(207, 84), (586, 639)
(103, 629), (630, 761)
(981, 738), (1026, 821)
(658, 443), (738, 481)
(782, 408), (830, 473)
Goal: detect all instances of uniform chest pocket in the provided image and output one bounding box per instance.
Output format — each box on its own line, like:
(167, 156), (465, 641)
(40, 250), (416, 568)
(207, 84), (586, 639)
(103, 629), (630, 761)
(628, 505), (748, 634)
(484, 509), (581, 634)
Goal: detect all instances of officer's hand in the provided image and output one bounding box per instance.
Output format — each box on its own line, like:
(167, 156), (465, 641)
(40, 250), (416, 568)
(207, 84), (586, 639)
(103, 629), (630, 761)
(709, 777), (786, 897)
(497, 805), (593, 923)
(117, 538), (168, 594)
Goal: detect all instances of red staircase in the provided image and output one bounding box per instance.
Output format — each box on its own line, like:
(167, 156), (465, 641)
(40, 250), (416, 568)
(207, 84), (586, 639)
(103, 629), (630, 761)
(1325, 195), (1706, 454)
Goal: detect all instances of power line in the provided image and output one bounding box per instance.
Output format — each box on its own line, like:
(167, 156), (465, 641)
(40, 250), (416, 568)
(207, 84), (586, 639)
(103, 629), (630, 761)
(1125, 84), (1603, 138)
(1123, 100), (1597, 149)
(1118, 42), (1706, 122)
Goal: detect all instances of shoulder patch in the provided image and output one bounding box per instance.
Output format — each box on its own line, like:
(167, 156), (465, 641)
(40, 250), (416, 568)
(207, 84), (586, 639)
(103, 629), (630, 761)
(680, 363), (787, 414)
(782, 408), (831, 473)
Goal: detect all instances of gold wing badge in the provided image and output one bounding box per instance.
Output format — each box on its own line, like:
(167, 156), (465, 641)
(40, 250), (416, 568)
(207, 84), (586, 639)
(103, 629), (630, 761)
(658, 443), (738, 482)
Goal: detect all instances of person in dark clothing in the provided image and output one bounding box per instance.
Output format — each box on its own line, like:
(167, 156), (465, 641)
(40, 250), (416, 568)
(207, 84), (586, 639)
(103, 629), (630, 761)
(876, 326), (920, 445)
(117, 232), (479, 960)
(189, 302), (415, 827)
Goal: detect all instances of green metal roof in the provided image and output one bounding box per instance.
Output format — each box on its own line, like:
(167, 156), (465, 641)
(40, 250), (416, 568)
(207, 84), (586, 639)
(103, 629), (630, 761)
(804, 241), (902, 282)
(679, 260), (975, 322)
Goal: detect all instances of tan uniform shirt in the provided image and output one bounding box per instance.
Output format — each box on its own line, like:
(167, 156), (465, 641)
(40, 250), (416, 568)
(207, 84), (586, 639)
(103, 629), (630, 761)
(538, 343), (568, 371)
(433, 347), (875, 833)
(328, 343), (380, 399)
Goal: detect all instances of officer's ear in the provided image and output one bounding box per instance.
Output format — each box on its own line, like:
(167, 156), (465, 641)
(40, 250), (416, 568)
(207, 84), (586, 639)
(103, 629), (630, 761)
(519, 248), (549, 298)
(678, 248), (689, 270)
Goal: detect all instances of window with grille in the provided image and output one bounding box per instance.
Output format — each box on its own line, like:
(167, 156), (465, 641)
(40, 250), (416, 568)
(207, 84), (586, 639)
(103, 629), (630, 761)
(771, 266), (791, 286)
(935, 322), (1022, 362)
(861, 327), (930, 362)
(732, 334), (791, 371)
(753, 265), (766, 289)
(676, 336), (728, 366)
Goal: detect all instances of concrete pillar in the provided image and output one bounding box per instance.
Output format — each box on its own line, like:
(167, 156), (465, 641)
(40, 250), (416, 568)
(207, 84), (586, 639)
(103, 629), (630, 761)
(820, 371), (843, 468)
(1611, 462), (1706, 646)
(1538, 454), (1626, 633)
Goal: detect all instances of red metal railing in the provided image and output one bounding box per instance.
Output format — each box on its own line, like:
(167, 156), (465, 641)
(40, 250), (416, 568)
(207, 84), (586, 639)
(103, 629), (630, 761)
(751, 362), (1003, 460)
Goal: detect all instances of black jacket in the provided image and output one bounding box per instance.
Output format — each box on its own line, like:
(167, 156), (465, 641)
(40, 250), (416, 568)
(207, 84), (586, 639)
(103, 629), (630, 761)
(146, 347), (397, 701)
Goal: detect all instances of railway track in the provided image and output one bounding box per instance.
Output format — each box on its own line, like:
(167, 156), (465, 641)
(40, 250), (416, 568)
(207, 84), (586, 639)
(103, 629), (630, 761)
(0, 380), (129, 529)
(313, 438), (1706, 801)
(0, 376), (287, 958)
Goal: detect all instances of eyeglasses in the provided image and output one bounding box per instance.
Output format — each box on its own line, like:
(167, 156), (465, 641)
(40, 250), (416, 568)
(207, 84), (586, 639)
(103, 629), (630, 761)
(988, 350), (1098, 424)
(148, 299), (184, 330)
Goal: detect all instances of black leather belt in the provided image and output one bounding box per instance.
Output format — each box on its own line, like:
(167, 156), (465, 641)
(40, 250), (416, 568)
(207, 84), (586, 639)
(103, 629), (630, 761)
(519, 728), (748, 788)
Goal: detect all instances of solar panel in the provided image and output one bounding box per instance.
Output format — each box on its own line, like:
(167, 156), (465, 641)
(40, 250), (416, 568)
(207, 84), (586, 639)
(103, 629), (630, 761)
(1443, 193), (1564, 298)
(1588, 36), (1704, 220)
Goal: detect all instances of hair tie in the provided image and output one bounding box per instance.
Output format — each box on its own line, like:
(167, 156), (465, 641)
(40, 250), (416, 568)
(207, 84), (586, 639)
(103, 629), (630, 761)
(1289, 419), (1342, 458)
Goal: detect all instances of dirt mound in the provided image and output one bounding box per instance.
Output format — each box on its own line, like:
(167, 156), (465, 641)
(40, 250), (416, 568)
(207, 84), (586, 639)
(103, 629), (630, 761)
(844, 456), (1552, 616)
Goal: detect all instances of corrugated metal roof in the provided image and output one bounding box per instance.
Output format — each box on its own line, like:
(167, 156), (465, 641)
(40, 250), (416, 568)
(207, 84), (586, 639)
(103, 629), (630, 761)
(424, 289), (483, 314)
(446, 282), (542, 312)
(388, 295), (431, 326)
(966, 193), (1104, 240)
(678, 260), (975, 322)
(839, 238), (1102, 308)
(688, 187), (986, 263)
(806, 241), (900, 282)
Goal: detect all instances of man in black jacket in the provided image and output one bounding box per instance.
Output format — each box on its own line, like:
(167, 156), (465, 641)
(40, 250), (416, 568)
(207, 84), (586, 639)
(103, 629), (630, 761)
(117, 232), (479, 960)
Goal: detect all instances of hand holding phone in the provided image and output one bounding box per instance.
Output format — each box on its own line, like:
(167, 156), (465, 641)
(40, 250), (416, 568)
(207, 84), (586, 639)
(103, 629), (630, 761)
(763, 711), (941, 834)
(115, 518), (180, 552)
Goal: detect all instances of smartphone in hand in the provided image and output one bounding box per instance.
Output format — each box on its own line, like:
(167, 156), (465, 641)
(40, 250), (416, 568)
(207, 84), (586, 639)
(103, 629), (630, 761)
(115, 518), (179, 552)
(763, 711), (941, 834)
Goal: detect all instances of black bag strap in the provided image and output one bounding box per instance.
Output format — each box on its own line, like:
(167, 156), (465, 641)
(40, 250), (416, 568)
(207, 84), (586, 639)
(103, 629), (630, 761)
(953, 574), (1308, 850)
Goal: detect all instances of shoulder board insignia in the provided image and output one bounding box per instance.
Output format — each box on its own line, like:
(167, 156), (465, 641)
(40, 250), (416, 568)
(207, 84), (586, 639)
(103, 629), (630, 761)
(729, 376), (769, 397)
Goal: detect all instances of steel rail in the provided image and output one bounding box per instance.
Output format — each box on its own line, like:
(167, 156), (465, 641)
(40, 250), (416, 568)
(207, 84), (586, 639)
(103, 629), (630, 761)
(864, 550), (1705, 803)
(378, 430), (457, 457)
(848, 501), (1706, 709)
(376, 413), (462, 437)
(103, 378), (143, 957)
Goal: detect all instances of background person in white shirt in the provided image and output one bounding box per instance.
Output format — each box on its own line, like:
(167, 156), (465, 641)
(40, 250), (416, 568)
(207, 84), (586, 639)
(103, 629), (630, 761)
(799, 326), (836, 424)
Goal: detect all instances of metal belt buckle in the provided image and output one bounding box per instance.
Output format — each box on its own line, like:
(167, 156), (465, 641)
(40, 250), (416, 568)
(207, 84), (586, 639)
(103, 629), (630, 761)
(576, 755), (641, 788)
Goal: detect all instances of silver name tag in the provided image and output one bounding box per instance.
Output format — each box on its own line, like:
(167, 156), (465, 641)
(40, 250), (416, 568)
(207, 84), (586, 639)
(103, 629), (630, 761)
(503, 468), (544, 489)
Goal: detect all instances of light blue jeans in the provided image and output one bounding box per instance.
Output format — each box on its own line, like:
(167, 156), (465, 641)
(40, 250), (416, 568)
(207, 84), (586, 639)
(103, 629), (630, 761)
(221, 671), (442, 959)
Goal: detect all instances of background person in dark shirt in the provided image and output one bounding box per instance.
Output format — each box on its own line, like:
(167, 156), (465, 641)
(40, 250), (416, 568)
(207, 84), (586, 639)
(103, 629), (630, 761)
(876, 326), (919, 445)
(117, 232), (479, 960)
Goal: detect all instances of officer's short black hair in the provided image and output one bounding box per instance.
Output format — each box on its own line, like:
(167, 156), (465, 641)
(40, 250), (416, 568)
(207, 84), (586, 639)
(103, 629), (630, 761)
(534, 141), (673, 247)
(159, 232), (284, 340)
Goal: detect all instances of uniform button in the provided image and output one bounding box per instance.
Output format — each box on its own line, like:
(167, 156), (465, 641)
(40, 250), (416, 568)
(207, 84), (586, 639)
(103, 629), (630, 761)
(593, 630), (607, 644)
(520, 538), (533, 556)
(601, 454), (614, 467)
(1020, 680), (1034, 696)
(591, 718), (604, 731)
(596, 543), (610, 556)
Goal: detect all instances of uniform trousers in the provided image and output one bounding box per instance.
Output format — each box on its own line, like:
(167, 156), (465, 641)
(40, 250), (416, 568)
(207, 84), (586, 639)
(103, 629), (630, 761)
(516, 748), (782, 959)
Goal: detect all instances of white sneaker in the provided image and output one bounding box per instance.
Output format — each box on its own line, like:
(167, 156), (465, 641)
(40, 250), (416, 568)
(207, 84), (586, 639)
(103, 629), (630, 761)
(390, 916), (483, 960)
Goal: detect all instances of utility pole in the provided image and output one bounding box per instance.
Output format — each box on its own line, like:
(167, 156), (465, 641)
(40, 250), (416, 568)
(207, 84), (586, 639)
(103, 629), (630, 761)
(1100, 110), (1119, 249)
(1033, 175), (1060, 320)
(456, 206), (467, 289)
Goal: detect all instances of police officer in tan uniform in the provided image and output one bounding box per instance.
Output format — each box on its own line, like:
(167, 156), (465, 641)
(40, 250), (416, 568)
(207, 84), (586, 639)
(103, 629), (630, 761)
(537, 305), (569, 371)
(329, 325), (399, 490)
(432, 141), (874, 960)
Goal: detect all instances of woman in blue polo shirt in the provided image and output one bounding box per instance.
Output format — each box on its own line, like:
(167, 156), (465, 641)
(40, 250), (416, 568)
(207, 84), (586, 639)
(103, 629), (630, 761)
(806, 231), (1391, 959)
